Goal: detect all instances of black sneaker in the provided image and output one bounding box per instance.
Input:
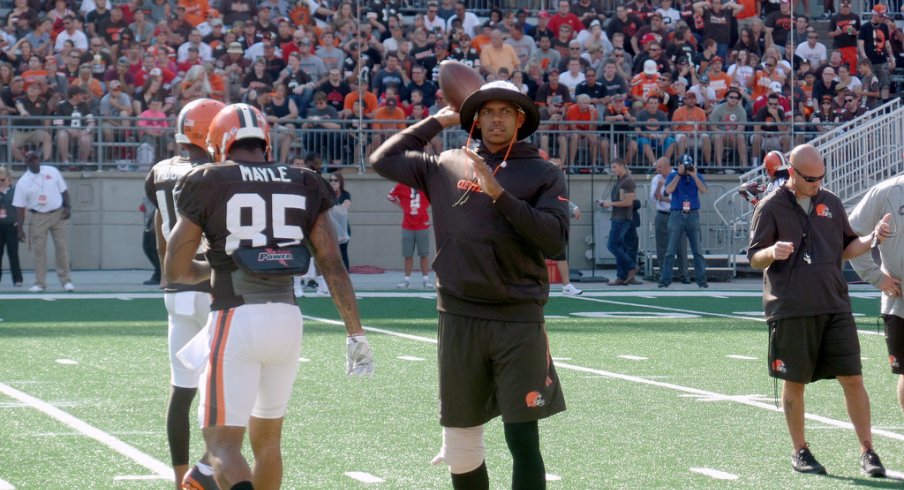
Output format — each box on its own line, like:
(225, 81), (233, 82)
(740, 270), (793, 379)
(792, 446), (827, 475)
(860, 449), (886, 478)
(182, 463), (220, 489)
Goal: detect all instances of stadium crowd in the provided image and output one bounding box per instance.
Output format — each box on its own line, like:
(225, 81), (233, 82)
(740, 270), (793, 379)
(0, 0), (901, 171)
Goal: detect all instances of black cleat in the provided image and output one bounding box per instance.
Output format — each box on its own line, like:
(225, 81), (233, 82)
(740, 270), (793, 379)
(792, 446), (827, 475)
(860, 449), (886, 478)
(182, 464), (220, 489)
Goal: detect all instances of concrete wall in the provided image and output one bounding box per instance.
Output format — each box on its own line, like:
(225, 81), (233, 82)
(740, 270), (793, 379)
(8, 169), (743, 273)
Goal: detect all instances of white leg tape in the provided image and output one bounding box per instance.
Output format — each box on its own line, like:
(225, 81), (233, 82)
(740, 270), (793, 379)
(431, 425), (485, 474)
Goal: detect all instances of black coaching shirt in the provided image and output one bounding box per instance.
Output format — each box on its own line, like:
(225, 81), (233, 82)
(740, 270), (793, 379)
(747, 185), (858, 321)
(175, 161), (335, 310)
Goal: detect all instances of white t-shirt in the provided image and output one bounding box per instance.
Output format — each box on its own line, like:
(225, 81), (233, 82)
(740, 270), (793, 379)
(12, 166), (68, 213)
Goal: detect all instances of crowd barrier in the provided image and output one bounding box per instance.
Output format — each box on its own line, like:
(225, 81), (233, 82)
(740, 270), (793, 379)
(0, 116), (837, 173)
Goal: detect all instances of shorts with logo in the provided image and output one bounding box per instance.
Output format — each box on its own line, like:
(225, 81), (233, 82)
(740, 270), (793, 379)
(768, 313), (862, 383)
(883, 314), (904, 374)
(437, 312), (566, 427)
(401, 228), (430, 257)
(165, 291), (211, 388)
(199, 302), (303, 428)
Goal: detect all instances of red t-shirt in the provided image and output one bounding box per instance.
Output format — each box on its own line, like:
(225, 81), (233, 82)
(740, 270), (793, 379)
(389, 183), (430, 231)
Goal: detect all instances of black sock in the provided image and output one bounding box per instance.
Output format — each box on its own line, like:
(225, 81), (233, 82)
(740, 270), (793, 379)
(451, 461), (488, 490)
(166, 386), (197, 467)
(504, 421), (546, 490)
(231, 482), (254, 490)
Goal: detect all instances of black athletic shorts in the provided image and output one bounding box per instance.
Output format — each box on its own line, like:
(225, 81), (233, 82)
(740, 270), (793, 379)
(437, 312), (566, 427)
(768, 313), (862, 383)
(883, 314), (904, 375)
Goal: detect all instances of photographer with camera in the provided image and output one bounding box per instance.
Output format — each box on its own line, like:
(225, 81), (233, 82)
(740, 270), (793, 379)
(658, 154), (709, 289)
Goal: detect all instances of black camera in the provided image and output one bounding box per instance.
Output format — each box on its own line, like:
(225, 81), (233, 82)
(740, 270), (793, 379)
(683, 163), (694, 173)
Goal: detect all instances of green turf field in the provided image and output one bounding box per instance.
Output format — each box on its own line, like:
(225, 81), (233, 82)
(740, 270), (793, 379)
(2, 291), (904, 488)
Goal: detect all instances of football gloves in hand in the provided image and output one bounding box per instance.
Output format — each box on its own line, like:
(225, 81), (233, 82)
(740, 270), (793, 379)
(346, 334), (375, 376)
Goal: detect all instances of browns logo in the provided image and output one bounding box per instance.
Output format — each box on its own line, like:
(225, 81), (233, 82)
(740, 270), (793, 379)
(815, 203), (833, 218)
(525, 391), (546, 408)
(772, 359), (787, 373)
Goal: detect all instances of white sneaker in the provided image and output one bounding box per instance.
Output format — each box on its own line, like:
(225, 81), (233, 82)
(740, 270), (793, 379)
(294, 285), (304, 298)
(423, 278), (433, 289)
(29, 285), (45, 293)
(397, 279), (409, 289)
(316, 287), (330, 296)
(63, 282), (75, 292)
(562, 284), (583, 296)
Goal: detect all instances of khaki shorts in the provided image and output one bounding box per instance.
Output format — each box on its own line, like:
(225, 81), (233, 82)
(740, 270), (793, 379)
(12, 129), (50, 146)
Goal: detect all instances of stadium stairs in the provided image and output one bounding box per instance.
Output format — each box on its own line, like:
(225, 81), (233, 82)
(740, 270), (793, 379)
(712, 98), (904, 280)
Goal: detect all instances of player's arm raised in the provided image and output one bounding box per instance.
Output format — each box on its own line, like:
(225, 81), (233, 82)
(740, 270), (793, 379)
(164, 216), (211, 285)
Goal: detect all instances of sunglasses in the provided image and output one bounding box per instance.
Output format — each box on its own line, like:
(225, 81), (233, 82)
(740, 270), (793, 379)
(792, 166), (825, 183)
(329, 178), (339, 182)
(845, 98), (855, 102)
(727, 96), (740, 100)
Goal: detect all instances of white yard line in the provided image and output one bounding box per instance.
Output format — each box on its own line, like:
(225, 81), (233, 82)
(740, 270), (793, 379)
(304, 297), (904, 444)
(0, 383), (171, 479)
(344, 471), (384, 483)
(0, 478), (14, 489)
(690, 467), (739, 480)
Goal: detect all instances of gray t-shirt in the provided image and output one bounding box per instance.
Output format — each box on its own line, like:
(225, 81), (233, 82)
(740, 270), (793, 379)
(611, 174), (636, 221)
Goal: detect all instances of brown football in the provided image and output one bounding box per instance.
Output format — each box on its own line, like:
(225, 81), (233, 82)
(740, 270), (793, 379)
(438, 60), (484, 112)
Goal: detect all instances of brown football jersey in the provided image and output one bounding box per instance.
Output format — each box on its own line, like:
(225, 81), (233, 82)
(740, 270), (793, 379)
(176, 160), (335, 310)
(145, 155), (213, 293)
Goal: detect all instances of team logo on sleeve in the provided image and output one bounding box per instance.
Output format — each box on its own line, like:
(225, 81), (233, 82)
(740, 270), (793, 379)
(525, 391), (546, 408)
(890, 355), (900, 369)
(772, 359), (787, 373)
(815, 204), (833, 219)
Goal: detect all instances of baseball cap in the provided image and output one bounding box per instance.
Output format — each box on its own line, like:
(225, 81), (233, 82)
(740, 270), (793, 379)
(641, 33), (658, 45)
(699, 75), (710, 84)
(538, 10), (550, 18)
(712, 56), (723, 63)
(227, 42), (243, 54)
(674, 76), (688, 86)
(590, 19), (601, 28)
(684, 91), (697, 98)
(25, 150), (39, 162)
(874, 4), (888, 15)
(643, 59), (658, 75)
(821, 94), (834, 102)
(118, 56), (129, 65)
(150, 67), (162, 77)
(769, 81), (783, 92)
(109, 79), (122, 89)
(548, 66), (560, 74)
(210, 17), (223, 26)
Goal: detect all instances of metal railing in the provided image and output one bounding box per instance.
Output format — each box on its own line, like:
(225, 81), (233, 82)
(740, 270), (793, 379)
(710, 98), (904, 275)
(0, 115), (844, 173)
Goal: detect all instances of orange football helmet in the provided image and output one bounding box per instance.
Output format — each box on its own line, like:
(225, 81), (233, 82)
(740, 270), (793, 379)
(175, 98), (225, 148)
(763, 151), (789, 178)
(207, 103), (271, 162)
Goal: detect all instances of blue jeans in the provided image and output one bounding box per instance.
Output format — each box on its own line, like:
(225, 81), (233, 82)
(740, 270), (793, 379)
(607, 218), (636, 280)
(660, 210), (707, 285)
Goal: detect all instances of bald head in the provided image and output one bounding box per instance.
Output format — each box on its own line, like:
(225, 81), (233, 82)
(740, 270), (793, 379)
(654, 157), (670, 175)
(789, 144), (824, 176)
(789, 144), (825, 197)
